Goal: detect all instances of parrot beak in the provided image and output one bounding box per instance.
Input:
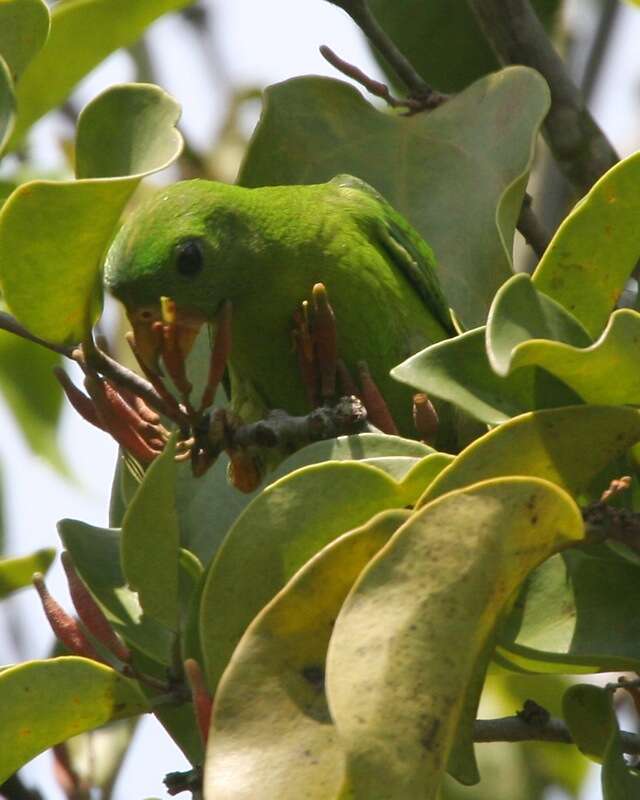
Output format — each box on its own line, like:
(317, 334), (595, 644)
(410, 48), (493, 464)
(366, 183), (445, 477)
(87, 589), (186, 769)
(127, 305), (207, 375)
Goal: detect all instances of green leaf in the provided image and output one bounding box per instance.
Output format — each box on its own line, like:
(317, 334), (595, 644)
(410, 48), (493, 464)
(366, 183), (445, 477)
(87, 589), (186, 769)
(9, 0), (192, 145)
(0, 332), (64, 469)
(420, 405), (640, 506)
(497, 548), (640, 672)
(268, 433), (433, 480)
(0, 0), (49, 154)
(486, 273), (591, 375)
(204, 510), (409, 800)
(0, 180), (17, 208)
(178, 547), (204, 664)
(178, 433), (433, 566)
(563, 684), (640, 798)
(367, 0), (560, 93)
(490, 301), (640, 407)
(200, 460), (429, 691)
(75, 81), (183, 179)
(533, 150), (640, 337)
(440, 671), (588, 798)
(326, 477), (583, 800)
(0, 0), (49, 80)
(58, 519), (174, 664)
(396, 277), (640, 423)
(239, 68), (549, 328)
(564, 684), (616, 762)
(0, 82), (183, 344)
(0, 656), (149, 783)
(0, 548), (54, 599)
(391, 327), (582, 425)
(396, 452), (454, 497)
(0, 56), (15, 154)
(121, 436), (179, 631)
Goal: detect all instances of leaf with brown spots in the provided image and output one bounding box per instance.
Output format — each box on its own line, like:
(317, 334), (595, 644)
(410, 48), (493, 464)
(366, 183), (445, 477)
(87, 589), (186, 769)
(326, 478), (583, 799)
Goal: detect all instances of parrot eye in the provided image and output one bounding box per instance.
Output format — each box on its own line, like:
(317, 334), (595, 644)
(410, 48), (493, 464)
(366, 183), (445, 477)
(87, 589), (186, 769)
(175, 239), (204, 277)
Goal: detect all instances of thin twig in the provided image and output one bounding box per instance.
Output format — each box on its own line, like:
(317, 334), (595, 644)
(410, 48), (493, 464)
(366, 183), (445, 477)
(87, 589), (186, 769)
(320, 45), (412, 110)
(0, 774), (44, 800)
(0, 311), (74, 357)
(327, 0), (445, 107)
(466, 0), (619, 195)
(0, 311), (175, 421)
(474, 715), (640, 754)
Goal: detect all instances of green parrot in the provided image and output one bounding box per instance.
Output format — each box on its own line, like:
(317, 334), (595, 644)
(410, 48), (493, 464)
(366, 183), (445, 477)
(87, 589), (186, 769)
(104, 174), (454, 439)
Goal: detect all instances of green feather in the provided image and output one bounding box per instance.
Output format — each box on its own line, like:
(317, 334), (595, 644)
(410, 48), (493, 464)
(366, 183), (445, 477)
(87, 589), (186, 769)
(104, 176), (453, 437)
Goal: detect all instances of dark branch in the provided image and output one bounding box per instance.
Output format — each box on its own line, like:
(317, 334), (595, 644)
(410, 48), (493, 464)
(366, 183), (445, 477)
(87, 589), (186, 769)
(583, 501), (640, 555)
(229, 397), (370, 451)
(164, 766), (203, 798)
(474, 715), (640, 754)
(0, 311), (74, 357)
(0, 774), (44, 800)
(466, 0), (619, 195)
(517, 193), (552, 258)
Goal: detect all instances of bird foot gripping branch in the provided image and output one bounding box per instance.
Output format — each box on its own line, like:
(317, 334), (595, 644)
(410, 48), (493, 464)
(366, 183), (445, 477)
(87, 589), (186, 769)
(56, 283), (409, 491)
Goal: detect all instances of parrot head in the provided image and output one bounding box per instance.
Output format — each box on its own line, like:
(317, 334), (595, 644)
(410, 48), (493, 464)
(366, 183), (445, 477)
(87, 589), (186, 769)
(104, 179), (237, 371)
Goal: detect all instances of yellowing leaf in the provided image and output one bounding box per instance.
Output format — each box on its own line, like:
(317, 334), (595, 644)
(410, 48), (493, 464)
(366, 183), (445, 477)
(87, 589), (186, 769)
(533, 150), (640, 337)
(0, 657), (149, 783)
(326, 478), (583, 800)
(204, 510), (409, 800)
(421, 405), (640, 506)
(200, 460), (435, 691)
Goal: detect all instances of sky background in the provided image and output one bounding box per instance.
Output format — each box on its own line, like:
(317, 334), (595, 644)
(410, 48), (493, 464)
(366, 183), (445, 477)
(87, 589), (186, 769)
(2, 0), (640, 797)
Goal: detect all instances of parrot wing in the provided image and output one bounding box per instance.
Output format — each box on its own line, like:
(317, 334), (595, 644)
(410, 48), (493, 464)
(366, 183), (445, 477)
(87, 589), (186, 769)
(330, 174), (455, 336)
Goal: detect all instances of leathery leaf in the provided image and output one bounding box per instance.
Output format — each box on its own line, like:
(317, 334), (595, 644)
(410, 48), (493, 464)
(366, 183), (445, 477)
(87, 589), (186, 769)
(326, 477), (583, 799)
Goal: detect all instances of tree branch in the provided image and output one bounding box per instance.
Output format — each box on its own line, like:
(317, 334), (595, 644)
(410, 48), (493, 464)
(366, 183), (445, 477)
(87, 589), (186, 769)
(583, 500), (640, 555)
(474, 715), (640, 754)
(517, 194), (552, 258)
(327, 0), (446, 107)
(319, 45), (421, 111)
(0, 774), (44, 800)
(466, 0), (619, 195)
(0, 311), (74, 357)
